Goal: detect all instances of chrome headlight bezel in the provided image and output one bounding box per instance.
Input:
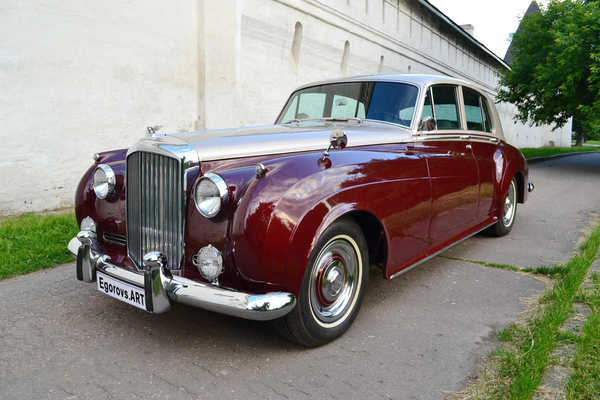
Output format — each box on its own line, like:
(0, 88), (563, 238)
(93, 164), (116, 200)
(80, 216), (97, 232)
(194, 173), (228, 218)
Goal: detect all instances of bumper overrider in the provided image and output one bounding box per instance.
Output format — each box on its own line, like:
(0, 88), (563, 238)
(68, 231), (296, 320)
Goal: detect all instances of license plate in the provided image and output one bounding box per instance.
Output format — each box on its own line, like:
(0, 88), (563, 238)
(96, 271), (147, 311)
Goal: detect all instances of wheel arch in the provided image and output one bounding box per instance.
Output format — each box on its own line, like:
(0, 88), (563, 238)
(342, 210), (387, 270)
(514, 170), (525, 204)
(284, 202), (390, 295)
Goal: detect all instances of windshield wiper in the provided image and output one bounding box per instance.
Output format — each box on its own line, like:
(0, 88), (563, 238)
(282, 117), (363, 124)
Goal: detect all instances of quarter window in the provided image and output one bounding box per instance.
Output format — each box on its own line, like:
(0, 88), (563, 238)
(481, 97), (493, 133)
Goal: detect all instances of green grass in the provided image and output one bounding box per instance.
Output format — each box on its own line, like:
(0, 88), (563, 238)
(483, 223), (600, 399)
(442, 256), (567, 278)
(520, 146), (597, 160)
(0, 213), (78, 280)
(585, 140), (600, 145)
(565, 273), (600, 399)
(440, 255), (522, 272)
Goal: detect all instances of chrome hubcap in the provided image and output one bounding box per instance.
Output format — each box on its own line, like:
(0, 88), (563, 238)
(322, 263), (345, 302)
(503, 181), (516, 227)
(309, 238), (359, 325)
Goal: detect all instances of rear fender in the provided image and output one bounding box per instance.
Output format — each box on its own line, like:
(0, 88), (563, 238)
(493, 143), (528, 214)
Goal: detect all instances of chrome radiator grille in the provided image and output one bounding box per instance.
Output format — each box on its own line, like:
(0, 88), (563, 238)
(126, 151), (184, 269)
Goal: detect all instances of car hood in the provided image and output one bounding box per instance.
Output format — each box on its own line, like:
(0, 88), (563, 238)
(131, 121), (413, 162)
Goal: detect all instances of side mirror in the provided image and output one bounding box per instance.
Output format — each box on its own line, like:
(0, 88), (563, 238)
(418, 116), (436, 132)
(323, 129), (348, 158)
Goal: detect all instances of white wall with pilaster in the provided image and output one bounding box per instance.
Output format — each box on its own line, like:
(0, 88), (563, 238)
(0, 0), (570, 215)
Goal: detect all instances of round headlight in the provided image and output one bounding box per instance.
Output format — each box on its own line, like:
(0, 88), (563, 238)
(93, 164), (116, 199)
(194, 173), (228, 218)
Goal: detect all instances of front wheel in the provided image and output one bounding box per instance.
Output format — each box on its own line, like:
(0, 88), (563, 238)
(276, 218), (369, 347)
(487, 178), (518, 237)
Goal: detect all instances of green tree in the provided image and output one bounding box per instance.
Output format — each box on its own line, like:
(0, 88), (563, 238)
(497, 0), (600, 145)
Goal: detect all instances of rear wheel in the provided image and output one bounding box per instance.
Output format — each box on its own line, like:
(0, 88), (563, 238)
(487, 178), (518, 237)
(276, 218), (369, 347)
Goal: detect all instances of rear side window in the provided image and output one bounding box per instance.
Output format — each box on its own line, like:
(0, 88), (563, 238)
(463, 87), (493, 133)
(427, 85), (461, 130)
(463, 88), (484, 131)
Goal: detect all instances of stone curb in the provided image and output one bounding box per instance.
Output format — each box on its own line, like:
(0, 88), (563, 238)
(533, 256), (600, 399)
(526, 151), (600, 164)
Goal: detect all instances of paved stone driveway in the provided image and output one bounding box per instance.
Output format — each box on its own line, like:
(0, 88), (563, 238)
(1, 153), (599, 400)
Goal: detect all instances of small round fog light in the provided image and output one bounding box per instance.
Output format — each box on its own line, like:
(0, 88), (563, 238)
(192, 245), (223, 283)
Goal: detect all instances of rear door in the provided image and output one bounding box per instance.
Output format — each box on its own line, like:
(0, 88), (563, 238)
(461, 87), (500, 222)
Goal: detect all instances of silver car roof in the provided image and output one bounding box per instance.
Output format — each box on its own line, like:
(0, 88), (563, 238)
(294, 73), (488, 93)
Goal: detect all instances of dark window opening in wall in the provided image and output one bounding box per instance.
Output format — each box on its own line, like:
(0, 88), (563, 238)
(378, 55), (384, 73)
(291, 22), (303, 66)
(341, 41), (350, 73)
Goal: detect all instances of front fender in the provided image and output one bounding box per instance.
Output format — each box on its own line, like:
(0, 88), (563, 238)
(230, 148), (429, 295)
(229, 151), (364, 294)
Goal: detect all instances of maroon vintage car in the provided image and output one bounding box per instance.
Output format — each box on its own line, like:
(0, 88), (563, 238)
(68, 74), (533, 346)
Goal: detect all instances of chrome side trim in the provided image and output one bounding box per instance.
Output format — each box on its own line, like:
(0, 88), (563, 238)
(390, 220), (497, 279)
(70, 233), (296, 320)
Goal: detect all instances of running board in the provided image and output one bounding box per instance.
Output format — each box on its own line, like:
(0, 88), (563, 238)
(390, 219), (498, 280)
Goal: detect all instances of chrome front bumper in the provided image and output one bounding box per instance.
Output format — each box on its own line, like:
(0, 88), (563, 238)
(69, 231), (296, 320)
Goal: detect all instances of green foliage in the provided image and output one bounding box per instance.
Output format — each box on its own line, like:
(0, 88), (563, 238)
(497, 1), (600, 135)
(519, 146), (596, 159)
(0, 213), (78, 279)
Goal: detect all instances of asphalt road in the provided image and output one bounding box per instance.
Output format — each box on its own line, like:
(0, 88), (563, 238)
(445, 152), (600, 267)
(2, 153), (599, 400)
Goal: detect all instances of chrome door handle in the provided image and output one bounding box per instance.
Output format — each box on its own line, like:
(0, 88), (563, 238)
(466, 144), (472, 149)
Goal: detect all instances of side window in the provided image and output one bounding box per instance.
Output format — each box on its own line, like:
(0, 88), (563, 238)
(463, 88), (484, 131)
(481, 97), (493, 133)
(431, 85), (461, 130)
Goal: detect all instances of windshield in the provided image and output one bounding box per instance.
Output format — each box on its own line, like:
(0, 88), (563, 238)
(277, 81), (419, 127)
